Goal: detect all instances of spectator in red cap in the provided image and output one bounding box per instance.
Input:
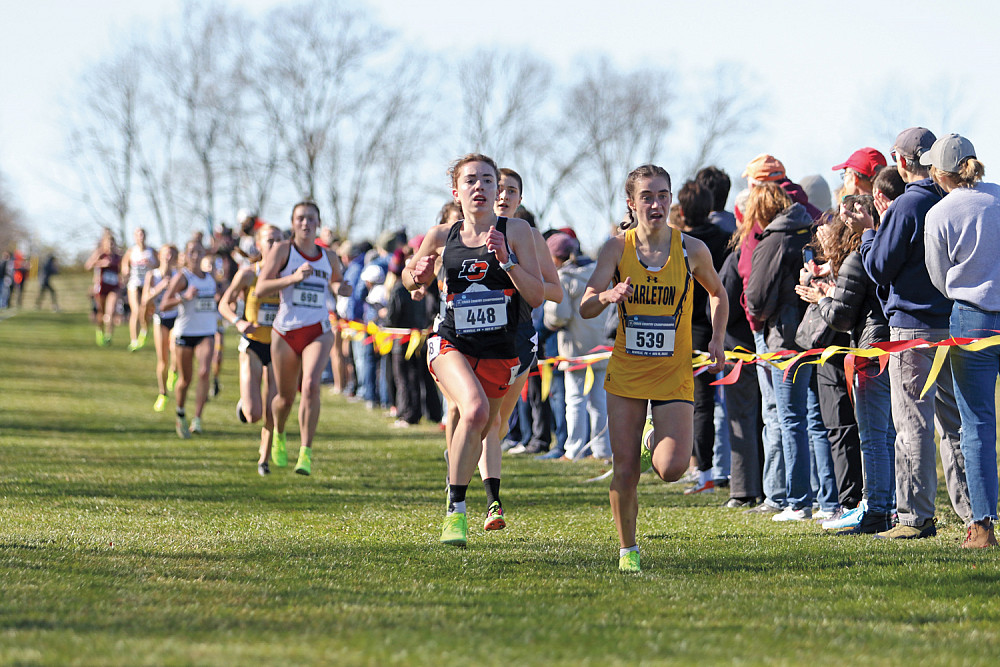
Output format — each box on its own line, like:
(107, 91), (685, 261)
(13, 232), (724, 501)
(831, 148), (887, 197)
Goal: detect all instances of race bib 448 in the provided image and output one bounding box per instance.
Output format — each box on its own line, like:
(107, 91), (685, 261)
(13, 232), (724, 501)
(454, 290), (507, 334)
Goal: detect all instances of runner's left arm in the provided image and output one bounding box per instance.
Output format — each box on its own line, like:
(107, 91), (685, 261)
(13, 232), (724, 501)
(493, 218), (543, 308)
(326, 249), (352, 297)
(218, 267), (257, 336)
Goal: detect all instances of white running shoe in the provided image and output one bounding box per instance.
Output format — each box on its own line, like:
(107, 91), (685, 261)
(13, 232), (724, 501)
(813, 507), (839, 520)
(772, 507), (812, 522)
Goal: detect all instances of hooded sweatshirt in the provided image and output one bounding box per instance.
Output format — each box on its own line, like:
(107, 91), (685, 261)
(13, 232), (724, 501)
(859, 178), (950, 329)
(543, 260), (608, 365)
(744, 202), (814, 351)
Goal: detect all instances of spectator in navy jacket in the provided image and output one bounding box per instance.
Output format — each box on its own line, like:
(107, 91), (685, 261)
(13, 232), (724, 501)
(857, 127), (972, 540)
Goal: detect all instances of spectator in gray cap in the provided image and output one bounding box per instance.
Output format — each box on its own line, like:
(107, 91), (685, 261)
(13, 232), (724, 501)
(798, 174), (832, 213)
(923, 133), (1000, 548)
(543, 232), (611, 462)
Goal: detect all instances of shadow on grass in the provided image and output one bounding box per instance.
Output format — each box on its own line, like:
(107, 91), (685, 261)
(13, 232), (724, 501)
(4, 534), (998, 638)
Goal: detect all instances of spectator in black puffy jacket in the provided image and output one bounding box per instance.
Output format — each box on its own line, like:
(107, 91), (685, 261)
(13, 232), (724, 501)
(744, 183), (821, 521)
(796, 196), (894, 534)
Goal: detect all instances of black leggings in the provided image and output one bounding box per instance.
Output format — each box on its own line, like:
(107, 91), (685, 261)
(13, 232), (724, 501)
(691, 327), (716, 472)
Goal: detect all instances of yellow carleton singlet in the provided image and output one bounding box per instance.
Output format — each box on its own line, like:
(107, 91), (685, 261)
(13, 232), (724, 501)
(605, 227), (694, 402)
(244, 264), (281, 344)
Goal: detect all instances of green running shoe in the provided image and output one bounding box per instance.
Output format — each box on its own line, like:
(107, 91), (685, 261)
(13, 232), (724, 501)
(175, 415), (191, 439)
(166, 370), (178, 392)
(153, 394), (167, 412)
(95, 330), (104, 346)
(271, 432), (288, 467)
(619, 550), (641, 573)
(484, 501), (506, 531)
(440, 512), (468, 547)
(294, 447), (311, 476)
(137, 329), (148, 348)
(190, 416), (203, 434)
(640, 417), (654, 473)
(128, 340), (140, 352)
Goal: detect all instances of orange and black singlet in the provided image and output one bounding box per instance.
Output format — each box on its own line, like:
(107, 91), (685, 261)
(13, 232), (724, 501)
(434, 217), (521, 359)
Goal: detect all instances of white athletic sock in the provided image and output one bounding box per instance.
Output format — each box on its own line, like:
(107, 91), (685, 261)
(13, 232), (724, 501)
(450, 501), (466, 515)
(699, 469), (712, 485)
(620, 545), (639, 558)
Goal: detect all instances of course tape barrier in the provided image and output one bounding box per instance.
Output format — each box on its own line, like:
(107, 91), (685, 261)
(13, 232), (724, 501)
(332, 316), (1000, 402)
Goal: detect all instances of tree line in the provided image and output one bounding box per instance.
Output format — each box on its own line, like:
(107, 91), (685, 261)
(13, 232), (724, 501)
(62, 0), (760, 248)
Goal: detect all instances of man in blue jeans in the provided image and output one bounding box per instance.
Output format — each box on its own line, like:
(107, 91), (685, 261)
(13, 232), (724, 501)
(859, 127), (972, 539)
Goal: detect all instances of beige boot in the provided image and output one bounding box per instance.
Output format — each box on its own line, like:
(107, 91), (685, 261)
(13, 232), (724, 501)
(961, 520), (999, 548)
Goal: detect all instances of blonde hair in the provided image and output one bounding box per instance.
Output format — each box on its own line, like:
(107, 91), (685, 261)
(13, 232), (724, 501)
(255, 223), (279, 242)
(931, 158), (986, 189)
(731, 183), (792, 249)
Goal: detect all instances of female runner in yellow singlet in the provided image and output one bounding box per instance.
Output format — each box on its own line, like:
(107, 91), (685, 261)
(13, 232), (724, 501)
(581, 164), (728, 572)
(219, 224), (283, 476)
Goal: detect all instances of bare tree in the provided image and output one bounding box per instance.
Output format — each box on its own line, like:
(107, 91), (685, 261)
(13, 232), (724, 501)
(328, 54), (433, 235)
(224, 113), (281, 218)
(860, 74), (973, 151)
(373, 75), (435, 235)
(155, 1), (249, 237)
(448, 49), (566, 226)
(0, 171), (27, 251)
(132, 42), (184, 246)
(557, 57), (674, 225)
(65, 48), (141, 242)
(684, 64), (762, 179)
(457, 50), (554, 159)
(255, 0), (388, 207)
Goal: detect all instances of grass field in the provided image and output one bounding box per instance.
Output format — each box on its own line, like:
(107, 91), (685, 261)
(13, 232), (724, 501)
(1, 273), (998, 666)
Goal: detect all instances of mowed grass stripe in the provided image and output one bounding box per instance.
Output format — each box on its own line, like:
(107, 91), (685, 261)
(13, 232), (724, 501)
(1, 272), (998, 666)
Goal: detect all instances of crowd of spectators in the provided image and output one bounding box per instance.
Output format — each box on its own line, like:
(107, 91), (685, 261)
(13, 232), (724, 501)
(69, 127), (1000, 549)
(327, 128), (999, 547)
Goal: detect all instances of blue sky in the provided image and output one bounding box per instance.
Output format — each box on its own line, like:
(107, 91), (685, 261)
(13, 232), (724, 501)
(3, 0), (999, 253)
